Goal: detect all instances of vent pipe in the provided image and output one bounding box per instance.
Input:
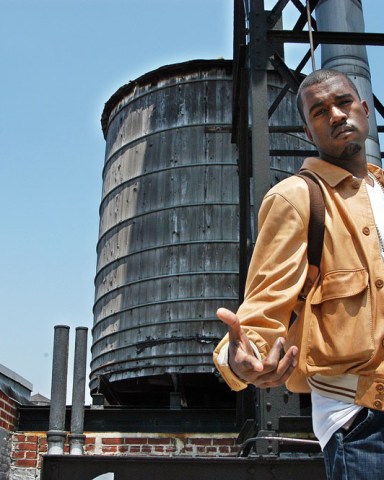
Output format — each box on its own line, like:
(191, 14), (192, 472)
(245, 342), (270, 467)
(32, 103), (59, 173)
(315, 0), (381, 166)
(47, 325), (70, 455)
(69, 327), (88, 455)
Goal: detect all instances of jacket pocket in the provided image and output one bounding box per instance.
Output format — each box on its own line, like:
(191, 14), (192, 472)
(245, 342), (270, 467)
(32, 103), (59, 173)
(306, 268), (374, 368)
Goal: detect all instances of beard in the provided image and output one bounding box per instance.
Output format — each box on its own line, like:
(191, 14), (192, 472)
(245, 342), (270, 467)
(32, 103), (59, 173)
(339, 142), (362, 159)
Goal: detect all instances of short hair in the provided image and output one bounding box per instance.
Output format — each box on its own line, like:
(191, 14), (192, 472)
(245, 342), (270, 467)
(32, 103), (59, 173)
(296, 69), (361, 124)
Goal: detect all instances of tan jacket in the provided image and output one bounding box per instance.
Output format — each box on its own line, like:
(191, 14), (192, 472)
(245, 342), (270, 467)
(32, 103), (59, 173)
(213, 157), (384, 410)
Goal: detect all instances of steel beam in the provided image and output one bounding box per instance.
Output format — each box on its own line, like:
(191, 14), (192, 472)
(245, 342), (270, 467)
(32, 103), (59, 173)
(269, 30), (384, 45)
(249, 0), (271, 232)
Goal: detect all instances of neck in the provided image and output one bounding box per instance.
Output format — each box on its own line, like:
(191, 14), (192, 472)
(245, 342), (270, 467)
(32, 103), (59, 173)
(319, 149), (368, 179)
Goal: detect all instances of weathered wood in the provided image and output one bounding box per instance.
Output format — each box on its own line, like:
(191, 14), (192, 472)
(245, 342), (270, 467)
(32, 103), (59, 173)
(92, 62), (239, 401)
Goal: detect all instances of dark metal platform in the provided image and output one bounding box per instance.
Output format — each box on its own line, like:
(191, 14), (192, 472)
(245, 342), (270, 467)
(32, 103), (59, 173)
(41, 454), (326, 480)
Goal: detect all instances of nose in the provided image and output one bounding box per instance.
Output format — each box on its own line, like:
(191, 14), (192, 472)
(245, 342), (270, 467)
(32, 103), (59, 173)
(329, 105), (347, 124)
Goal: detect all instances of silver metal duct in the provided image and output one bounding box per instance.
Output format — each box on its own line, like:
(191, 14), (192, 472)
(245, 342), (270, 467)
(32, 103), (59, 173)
(315, 0), (381, 166)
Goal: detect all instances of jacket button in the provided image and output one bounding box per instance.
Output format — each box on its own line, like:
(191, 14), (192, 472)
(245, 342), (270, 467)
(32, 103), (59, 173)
(376, 384), (384, 392)
(362, 227), (370, 236)
(374, 400), (382, 409)
(376, 279), (384, 289)
(352, 180), (360, 189)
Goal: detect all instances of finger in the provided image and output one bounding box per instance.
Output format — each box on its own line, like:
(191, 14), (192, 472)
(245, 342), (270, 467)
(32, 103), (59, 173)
(257, 345), (298, 387)
(261, 337), (287, 373)
(231, 345), (264, 373)
(216, 308), (242, 341)
(273, 345), (298, 378)
(217, 308), (263, 375)
(256, 357), (297, 388)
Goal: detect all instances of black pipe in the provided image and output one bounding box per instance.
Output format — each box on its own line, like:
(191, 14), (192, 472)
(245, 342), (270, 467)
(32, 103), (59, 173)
(47, 325), (70, 455)
(69, 327), (88, 455)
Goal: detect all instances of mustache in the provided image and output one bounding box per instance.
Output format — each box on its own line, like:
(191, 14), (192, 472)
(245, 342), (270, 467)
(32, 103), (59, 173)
(331, 122), (355, 138)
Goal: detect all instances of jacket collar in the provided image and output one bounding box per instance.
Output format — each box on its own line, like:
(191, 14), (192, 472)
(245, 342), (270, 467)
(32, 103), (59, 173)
(300, 157), (352, 187)
(300, 157), (384, 188)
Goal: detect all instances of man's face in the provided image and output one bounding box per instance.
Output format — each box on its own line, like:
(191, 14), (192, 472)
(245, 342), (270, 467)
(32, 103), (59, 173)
(301, 76), (369, 162)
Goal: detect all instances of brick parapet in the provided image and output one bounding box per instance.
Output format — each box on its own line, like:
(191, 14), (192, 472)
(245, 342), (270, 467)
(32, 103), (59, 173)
(10, 431), (239, 478)
(94, 432), (239, 457)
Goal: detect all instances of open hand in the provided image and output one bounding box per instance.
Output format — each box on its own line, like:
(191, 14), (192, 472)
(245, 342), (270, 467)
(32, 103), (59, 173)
(216, 307), (298, 388)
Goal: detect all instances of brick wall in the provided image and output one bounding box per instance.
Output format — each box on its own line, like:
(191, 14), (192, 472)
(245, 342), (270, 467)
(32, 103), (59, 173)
(11, 433), (48, 471)
(85, 432), (238, 456)
(0, 391), (19, 480)
(0, 391), (18, 432)
(10, 431), (238, 479)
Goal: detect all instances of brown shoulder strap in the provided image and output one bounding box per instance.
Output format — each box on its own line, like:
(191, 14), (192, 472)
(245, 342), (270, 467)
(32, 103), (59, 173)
(297, 171), (325, 269)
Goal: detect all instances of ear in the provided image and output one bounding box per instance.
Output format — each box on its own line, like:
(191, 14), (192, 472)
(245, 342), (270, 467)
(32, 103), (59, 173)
(304, 125), (314, 143)
(362, 100), (370, 118)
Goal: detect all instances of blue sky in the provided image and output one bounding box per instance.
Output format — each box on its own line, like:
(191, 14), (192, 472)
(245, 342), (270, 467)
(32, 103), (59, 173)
(0, 0), (382, 404)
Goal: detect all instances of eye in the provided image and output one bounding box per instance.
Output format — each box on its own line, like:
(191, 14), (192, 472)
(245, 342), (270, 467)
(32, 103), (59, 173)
(313, 108), (326, 117)
(339, 99), (352, 106)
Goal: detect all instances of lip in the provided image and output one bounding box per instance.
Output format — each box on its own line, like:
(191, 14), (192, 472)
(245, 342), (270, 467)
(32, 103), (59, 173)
(332, 124), (354, 138)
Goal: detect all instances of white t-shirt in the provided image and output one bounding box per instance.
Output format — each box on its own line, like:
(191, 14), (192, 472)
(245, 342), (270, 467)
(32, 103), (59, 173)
(367, 174), (384, 261)
(311, 391), (362, 449)
(311, 176), (384, 449)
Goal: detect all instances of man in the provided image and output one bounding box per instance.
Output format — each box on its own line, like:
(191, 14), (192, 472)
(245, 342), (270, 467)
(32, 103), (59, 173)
(213, 69), (384, 479)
